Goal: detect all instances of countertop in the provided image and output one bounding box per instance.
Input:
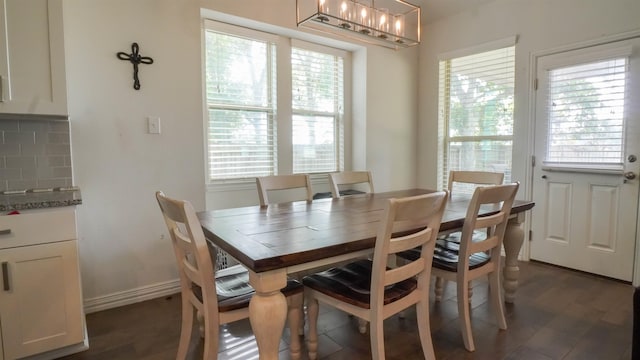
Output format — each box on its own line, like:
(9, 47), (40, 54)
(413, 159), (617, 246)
(0, 190), (82, 211)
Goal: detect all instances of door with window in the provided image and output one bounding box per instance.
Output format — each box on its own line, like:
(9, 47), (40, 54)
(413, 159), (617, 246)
(531, 38), (640, 281)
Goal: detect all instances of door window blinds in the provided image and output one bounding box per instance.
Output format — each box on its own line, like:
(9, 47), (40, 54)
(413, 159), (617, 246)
(545, 58), (627, 166)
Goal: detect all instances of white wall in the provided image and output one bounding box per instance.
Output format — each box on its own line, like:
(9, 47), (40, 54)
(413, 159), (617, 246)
(64, 0), (419, 308)
(65, 0), (205, 309)
(417, 0), (640, 194)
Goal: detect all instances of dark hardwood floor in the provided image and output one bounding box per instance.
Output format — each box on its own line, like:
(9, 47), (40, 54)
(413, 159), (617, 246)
(60, 261), (634, 360)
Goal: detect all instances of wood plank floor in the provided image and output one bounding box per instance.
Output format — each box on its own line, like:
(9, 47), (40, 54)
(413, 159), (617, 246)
(60, 261), (634, 360)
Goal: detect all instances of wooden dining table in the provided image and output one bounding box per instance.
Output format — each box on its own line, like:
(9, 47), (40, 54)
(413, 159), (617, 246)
(198, 188), (534, 360)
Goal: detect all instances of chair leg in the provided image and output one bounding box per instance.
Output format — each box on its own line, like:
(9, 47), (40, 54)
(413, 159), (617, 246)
(457, 279), (475, 352)
(177, 301), (194, 360)
(370, 312), (385, 360)
(435, 277), (445, 301)
(468, 281), (473, 303)
(489, 270), (507, 330)
(202, 306), (219, 360)
(358, 318), (368, 334)
(287, 293), (304, 360)
(416, 300), (436, 359)
(306, 294), (320, 360)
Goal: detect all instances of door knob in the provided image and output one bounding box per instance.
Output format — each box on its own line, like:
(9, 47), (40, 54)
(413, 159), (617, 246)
(624, 172), (636, 180)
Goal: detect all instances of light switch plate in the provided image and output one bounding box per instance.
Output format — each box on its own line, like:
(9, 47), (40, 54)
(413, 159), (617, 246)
(147, 116), (161, 134)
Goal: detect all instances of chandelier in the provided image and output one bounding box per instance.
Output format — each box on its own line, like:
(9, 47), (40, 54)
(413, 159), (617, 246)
(296, 0), (421, 49)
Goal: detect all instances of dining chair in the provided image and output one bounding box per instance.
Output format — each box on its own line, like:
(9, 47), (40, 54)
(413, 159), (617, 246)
(155, 191), (304, 360)
(303, 191), (448, 360)
(437, 170), (505, 300)
(328, 171), (374, 198)
(256, 174), (313, 206)
(402, 183), (519, 352)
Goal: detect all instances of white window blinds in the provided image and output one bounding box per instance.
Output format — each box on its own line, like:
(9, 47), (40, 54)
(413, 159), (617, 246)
(291, 47), (344, 174)
(438, 45), (515, 191)
(545, 58), (627, 166)
(204, 30), (277, 181)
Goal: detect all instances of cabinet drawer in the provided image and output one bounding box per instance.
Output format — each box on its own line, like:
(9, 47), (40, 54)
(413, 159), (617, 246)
(0, 208), (76, 249)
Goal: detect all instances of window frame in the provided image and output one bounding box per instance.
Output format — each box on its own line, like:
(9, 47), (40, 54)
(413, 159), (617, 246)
(536, 45), (632, 172)
(437, 37), (517, 191)
(291, 39), (346, 174)
(203, 20), (351, 187)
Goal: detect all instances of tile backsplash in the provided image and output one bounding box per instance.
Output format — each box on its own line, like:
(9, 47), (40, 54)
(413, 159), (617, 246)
(0, 117), (72, 191)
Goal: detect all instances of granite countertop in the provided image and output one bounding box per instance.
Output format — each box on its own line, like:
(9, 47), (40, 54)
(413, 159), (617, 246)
(0, 190), (82, 211)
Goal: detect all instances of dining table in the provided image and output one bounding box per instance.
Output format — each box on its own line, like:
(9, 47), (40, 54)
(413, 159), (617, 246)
(197, 188), (535, 360)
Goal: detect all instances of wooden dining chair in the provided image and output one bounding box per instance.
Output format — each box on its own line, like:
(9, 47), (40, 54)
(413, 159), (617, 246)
(155, 191), (304, 360)
(436, 171), (506, 299)
(409, 183), (518, 352)
(303, 191), (448, 360)
(256, 174), (313, 206)
(328, 171), (374, 198)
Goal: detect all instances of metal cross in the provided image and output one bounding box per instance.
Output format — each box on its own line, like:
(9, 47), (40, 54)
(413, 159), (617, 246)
(117, 42), (154, 90)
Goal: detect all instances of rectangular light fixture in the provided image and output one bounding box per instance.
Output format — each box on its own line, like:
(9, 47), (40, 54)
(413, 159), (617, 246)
(296, 0), (421, 49)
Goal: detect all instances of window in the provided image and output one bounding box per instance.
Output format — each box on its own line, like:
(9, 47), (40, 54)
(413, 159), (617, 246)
(203, 21), (347, 182)
(204, 27), (277, 180)
(291, 46), (344, 173)
(438, 44), (515, 191)
(544, 58), (626, 166)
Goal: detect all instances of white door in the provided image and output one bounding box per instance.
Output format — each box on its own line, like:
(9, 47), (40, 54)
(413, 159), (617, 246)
(531, 37), (640, 281)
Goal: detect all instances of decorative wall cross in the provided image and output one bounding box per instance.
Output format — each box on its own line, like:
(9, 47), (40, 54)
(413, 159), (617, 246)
(117, 42), (154, 90)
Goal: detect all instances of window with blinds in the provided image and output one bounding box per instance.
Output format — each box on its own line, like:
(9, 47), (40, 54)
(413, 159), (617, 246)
(291, 47), (344, 173)
(438, 45), (515, 191)
(203, 22), (348, 182)
(204, 29), (277, 180)
(545, 58), (626, 166)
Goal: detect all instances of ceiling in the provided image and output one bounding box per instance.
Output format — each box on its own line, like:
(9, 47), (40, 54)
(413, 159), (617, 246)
(416, 0), (497, 24)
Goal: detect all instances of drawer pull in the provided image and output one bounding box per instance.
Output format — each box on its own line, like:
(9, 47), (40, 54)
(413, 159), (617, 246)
(0, 229), (11, 235)
(2, 262), (9, 291)
(0, 75), (4, 102)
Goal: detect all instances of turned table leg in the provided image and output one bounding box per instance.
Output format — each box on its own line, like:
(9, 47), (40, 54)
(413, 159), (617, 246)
(502, 215), (525, 303)
(249, 269), (288, 360)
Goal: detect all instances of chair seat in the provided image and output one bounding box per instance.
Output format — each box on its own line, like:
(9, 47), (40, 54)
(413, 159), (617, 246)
(397, 238), (490, 272)
(302, 259), (417, 309)
(194, 264), (304, 312)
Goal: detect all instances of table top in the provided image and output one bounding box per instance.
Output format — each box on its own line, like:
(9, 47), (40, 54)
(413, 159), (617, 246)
(198, 189), (534, 273)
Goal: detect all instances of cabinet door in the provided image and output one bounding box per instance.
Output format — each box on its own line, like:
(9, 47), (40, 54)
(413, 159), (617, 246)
(0, 0), (67, 115)
(0, 240), (84, 360)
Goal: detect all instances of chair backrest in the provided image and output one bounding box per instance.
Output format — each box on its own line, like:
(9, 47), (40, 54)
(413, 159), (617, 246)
(369, 191), (448, 309)
(155, 191), (218, 319)
(457, 182), (519, 272)
(256, 174), (313, 206)
(447, 171), (504, 195)
(328, 171), (374, 198)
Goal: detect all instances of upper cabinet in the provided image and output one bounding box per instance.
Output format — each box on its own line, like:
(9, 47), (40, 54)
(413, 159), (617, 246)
(0, 0), (67, 115)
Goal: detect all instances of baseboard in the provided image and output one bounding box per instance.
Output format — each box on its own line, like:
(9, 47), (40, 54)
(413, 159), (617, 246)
(83, 279), (181, 314)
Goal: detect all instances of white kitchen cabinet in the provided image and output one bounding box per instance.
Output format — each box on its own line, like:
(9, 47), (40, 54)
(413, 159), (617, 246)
(0, 0), (67, 115)
(0, 208), (85, 360)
